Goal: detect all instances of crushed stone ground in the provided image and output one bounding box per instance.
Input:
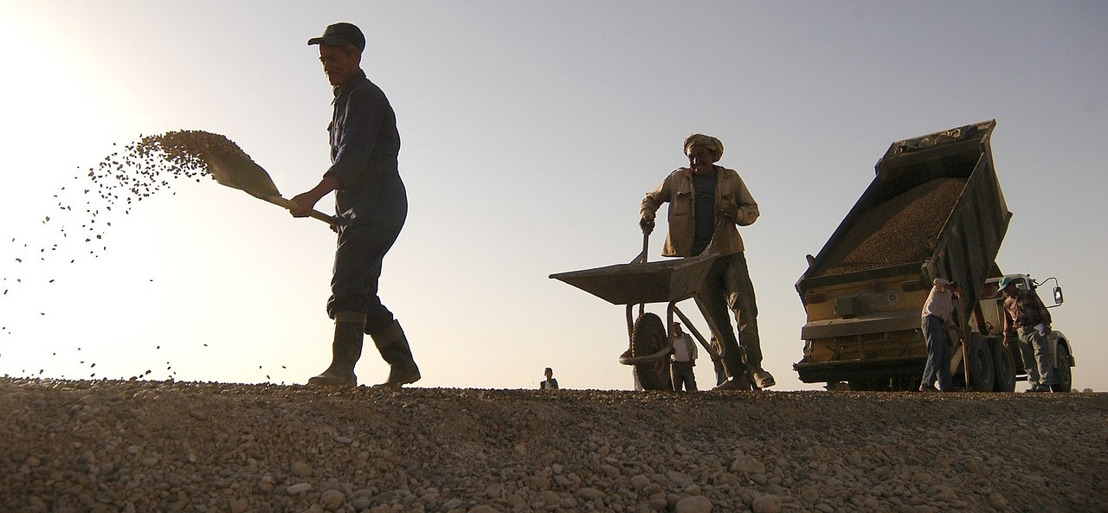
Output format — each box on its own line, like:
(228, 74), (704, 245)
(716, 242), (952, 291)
(2, 378), (1106, 513)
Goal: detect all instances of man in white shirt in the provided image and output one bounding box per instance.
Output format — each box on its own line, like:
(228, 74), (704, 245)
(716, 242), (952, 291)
(540, 367), (559, 390)
(919, 278), (961, 392)
(671, 323), (699, 391)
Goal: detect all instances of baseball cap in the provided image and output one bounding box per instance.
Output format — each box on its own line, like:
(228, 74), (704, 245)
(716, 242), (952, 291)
(307, 22), (365, 52)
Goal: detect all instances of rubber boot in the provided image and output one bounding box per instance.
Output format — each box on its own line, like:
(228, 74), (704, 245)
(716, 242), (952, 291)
(371, 320), (421, 387)
(712, 345), (752, 391)
(713, 374), (752, 391)
(751, 369), (776, 389)
(307, 312), (365, 387)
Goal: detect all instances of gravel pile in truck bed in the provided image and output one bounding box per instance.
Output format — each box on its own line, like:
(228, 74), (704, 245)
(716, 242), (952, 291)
(2, 377), (1105, 513)
(812, 177), (967, 278)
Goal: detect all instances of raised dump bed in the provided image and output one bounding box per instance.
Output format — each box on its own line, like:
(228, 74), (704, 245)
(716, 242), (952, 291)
(794, 120), (1012, 388)
(807, 177), (967, 278)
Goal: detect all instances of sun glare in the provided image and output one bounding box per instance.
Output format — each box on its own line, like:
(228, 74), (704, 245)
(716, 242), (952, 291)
(0, 6), (133, 183)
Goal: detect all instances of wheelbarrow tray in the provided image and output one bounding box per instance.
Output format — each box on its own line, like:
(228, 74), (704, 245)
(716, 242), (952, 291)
(550, 254), (717, 305)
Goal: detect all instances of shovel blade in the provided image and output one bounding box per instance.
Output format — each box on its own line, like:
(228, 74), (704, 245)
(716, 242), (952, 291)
(205, 149), (282, 200)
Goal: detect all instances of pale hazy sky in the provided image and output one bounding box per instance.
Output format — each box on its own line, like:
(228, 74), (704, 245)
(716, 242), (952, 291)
(1, 1), (1105, 391)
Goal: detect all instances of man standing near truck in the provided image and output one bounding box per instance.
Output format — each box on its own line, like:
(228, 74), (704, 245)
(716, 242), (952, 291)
(1000, 276), (1053, 392)
(291, 22), (419, 388)
(919, 278), (961, 392)
(640, 134), (773, 391)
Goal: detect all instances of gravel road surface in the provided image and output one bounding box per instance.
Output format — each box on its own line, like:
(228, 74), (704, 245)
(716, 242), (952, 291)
(2, 378), (1105, 512)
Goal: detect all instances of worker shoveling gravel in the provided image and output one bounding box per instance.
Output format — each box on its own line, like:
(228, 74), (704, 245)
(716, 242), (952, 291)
(1, 377), (1105, 512)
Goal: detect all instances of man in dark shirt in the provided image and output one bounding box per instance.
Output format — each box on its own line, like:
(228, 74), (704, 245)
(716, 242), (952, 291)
(291, 22), (419, 388)
(1000, 276), (1053, 392)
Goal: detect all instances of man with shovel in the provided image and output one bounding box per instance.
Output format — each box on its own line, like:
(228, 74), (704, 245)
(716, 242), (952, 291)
(640, 134), (772, 391)
(291, 22), (419, 388)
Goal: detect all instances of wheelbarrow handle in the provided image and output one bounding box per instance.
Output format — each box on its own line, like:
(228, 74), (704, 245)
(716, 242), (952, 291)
(631, 231), (649, 265)
(634, 232), (650, 317)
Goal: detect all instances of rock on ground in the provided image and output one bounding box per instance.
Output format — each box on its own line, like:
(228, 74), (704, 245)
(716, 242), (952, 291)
(1, 378), (1106, 512)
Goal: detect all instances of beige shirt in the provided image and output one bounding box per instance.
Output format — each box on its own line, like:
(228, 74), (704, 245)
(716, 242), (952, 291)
(921, 285), (954, 324)
(640, 165), (759, 257)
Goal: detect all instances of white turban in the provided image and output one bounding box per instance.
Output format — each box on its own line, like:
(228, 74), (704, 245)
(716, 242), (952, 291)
(683, 134), (724, 162)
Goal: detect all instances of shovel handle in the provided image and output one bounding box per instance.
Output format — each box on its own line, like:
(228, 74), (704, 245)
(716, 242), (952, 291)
(264, 196), (338, 226)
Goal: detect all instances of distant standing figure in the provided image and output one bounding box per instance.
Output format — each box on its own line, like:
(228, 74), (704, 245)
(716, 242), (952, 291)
(540, 368), (559, 390)
(294, 22), (419, 388)
(919, 278), (961, 392)
(1000, 276), (1054, 392)
(670, 323), (698, 391)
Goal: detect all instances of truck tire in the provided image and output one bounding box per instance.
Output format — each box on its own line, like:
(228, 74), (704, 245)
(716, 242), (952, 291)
(1051, 343), (1072, 393)
(967, 334), (995, 392)
(631, 313), (672, 392)
(992, 341), (1017, 393)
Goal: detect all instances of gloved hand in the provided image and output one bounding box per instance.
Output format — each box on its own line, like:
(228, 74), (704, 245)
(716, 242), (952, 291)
(639, 216), (654, 234)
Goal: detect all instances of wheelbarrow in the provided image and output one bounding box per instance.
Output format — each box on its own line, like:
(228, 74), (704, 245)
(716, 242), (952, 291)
(549, 233), (724, 391)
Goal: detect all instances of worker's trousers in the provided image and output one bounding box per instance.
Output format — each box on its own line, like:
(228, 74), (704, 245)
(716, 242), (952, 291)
(671, 360), (697, 392)
(1016, 325), (1053, 387)
(920, 315), (953, 391)
(694, 251), (761, 379)
(328, 179), (407, 333)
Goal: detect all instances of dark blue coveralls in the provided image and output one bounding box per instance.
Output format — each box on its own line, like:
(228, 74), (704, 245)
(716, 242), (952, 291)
(324, 69), (407, 333)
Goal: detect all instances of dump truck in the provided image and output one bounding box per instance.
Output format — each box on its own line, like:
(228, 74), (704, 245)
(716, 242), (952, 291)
(793, 120), (1075, 392)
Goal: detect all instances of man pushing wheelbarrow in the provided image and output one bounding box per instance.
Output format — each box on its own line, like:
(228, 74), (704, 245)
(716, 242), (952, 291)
(552, 134), (773, 392)
(638, 134), (774, 391)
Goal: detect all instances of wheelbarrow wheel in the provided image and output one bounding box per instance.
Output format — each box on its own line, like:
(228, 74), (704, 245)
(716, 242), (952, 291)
(631, 313), (672, 391)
